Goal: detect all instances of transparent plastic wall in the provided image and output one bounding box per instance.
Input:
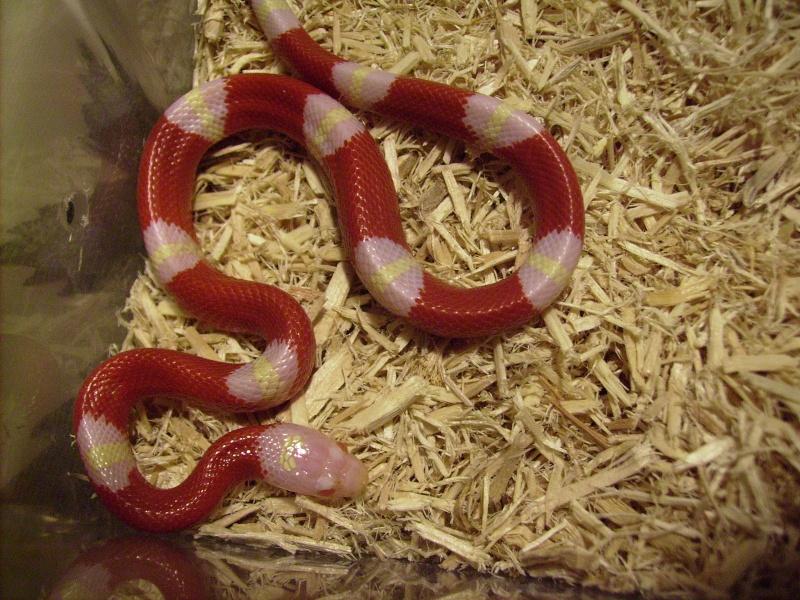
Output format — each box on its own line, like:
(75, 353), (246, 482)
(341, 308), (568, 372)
(1, 0), (193, 596)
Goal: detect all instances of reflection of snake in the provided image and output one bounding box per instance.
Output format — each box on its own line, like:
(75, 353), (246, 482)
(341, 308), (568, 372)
(74, 0), (584, 532)
(47, 537), (212, 600)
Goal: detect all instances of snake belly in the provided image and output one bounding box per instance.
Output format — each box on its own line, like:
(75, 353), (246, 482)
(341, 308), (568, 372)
(74, 0), (584, 532)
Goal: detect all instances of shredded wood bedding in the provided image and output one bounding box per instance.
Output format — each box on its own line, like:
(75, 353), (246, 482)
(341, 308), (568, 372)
(116, 0), (800, 596)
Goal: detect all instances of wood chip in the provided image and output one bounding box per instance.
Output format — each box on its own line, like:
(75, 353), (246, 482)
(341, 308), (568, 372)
(341, 376), (429, 433)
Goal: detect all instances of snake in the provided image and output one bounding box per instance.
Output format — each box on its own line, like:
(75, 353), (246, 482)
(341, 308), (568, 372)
(47, 537), (211, 600)
(74, 0), (584, 532)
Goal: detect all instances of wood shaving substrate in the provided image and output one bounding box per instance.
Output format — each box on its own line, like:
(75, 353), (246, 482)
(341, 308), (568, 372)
(115, 0), (800, 597)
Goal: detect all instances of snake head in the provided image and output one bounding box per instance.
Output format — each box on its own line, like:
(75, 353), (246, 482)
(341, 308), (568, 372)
(257, 424), (368, 499)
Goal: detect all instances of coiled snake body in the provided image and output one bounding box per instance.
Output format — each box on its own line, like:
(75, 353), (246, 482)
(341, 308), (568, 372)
(75, 0), (584, 532)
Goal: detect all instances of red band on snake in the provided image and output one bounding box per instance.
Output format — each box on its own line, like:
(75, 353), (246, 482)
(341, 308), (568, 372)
(74, 0), (584, 532)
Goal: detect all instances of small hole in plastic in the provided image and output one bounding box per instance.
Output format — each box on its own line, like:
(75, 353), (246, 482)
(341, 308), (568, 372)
(65, 199), (75, 225)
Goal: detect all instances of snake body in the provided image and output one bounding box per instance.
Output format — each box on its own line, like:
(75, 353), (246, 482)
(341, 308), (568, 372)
(74, 0), (584, 532)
